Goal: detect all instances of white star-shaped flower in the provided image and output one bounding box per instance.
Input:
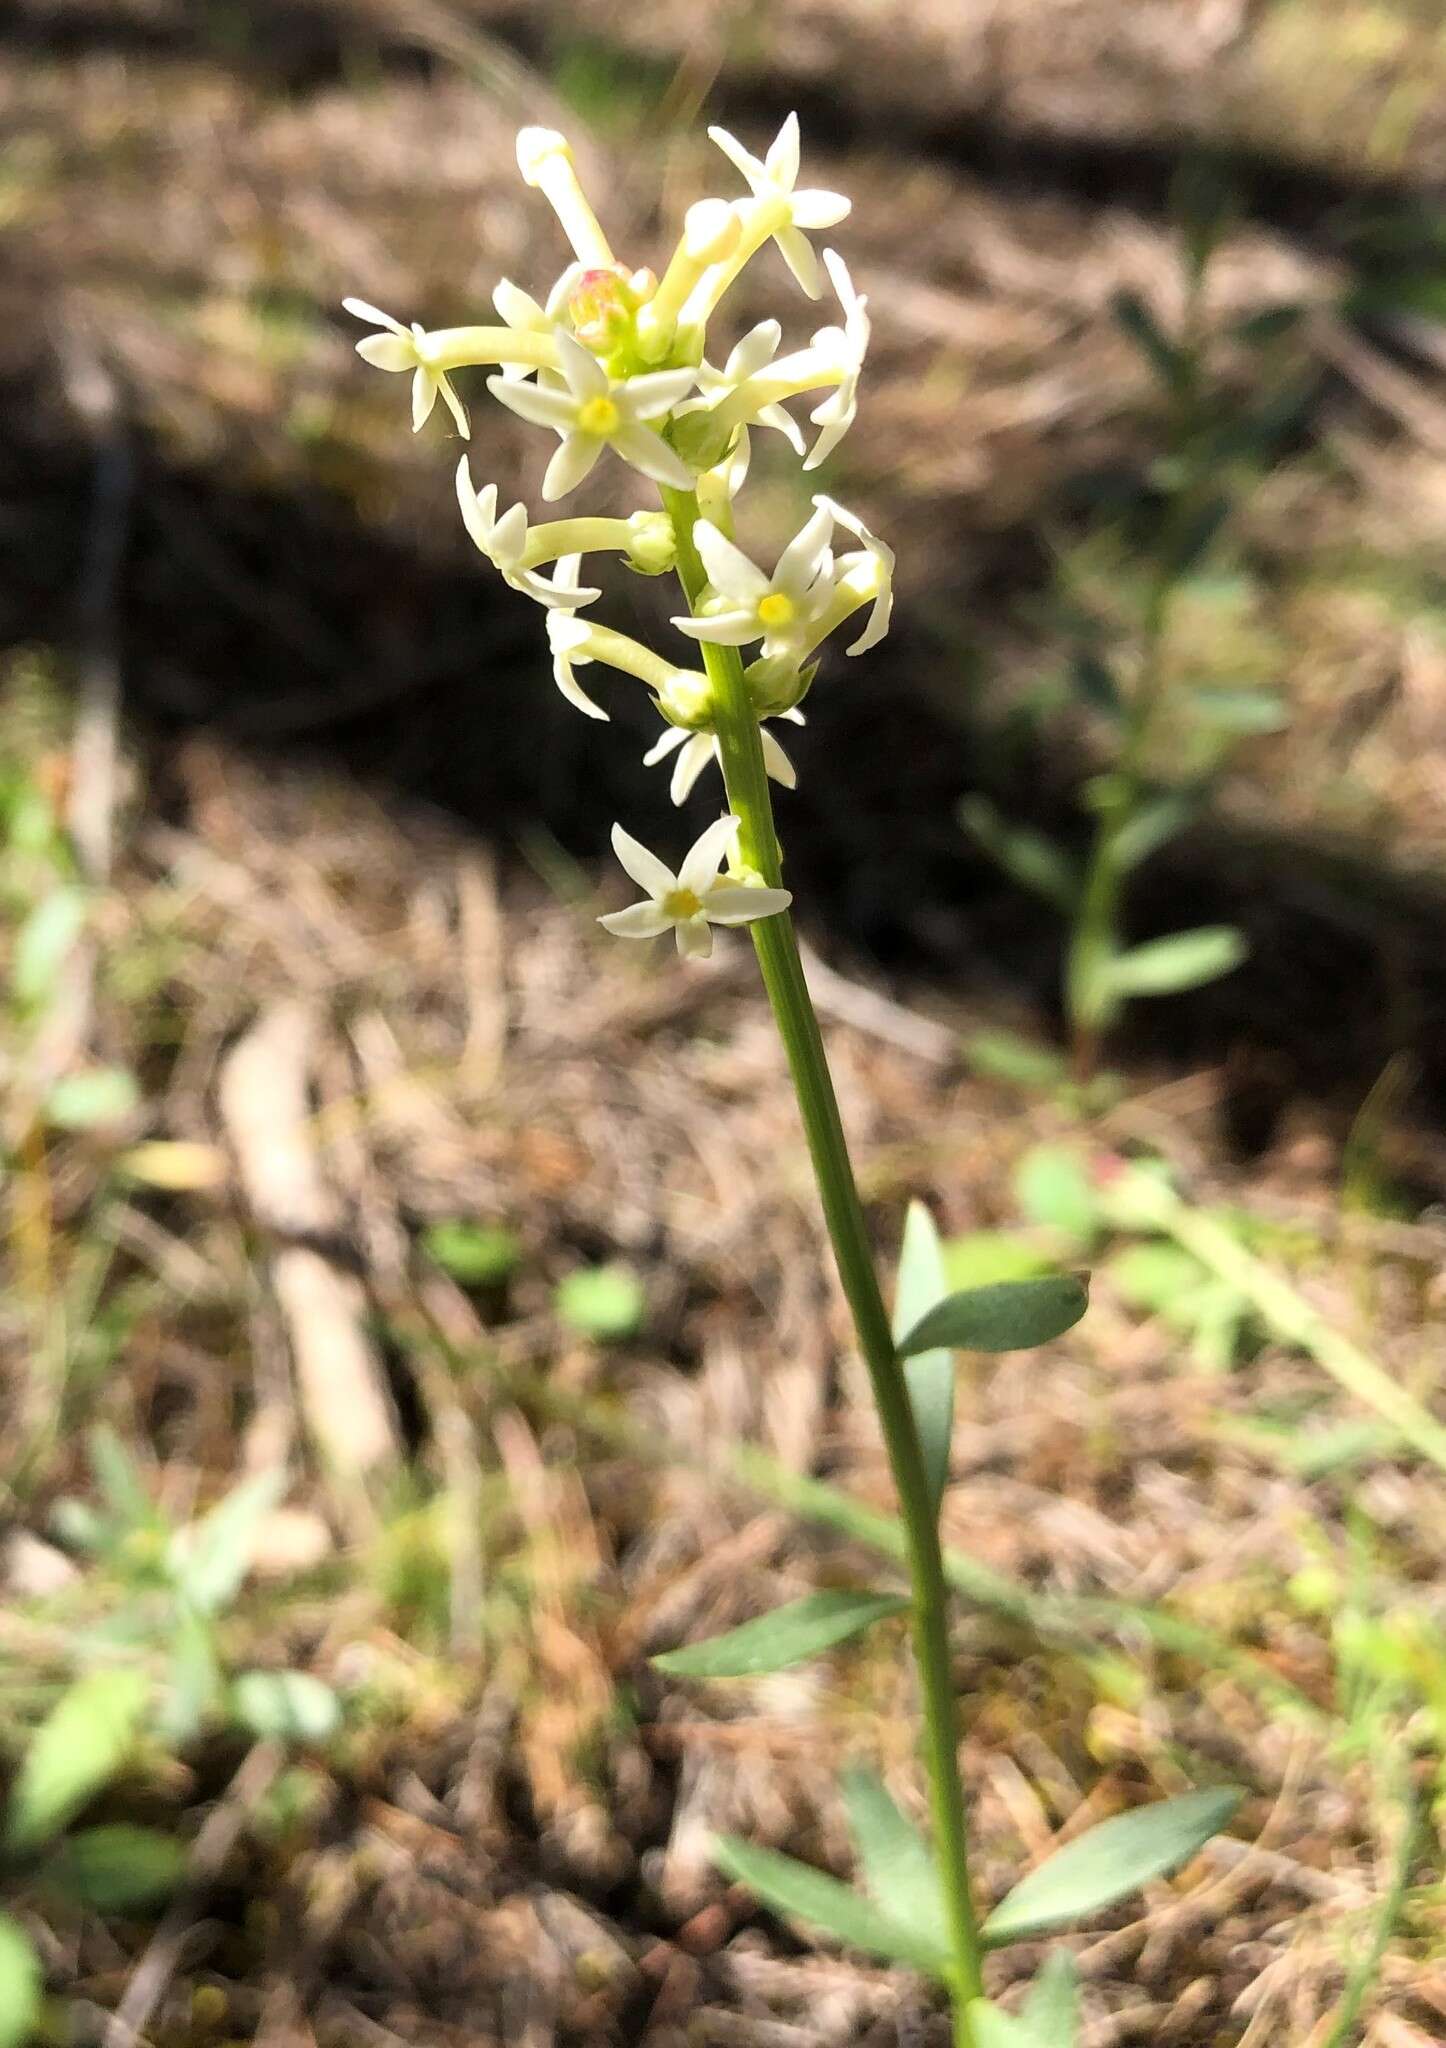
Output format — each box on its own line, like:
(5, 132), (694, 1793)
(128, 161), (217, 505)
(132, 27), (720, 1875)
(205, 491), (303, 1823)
(803, 251), (870, 471)
(812, 495), (894, 654)
(672, 505), (834, 656)
(456, 460), (601, 610)
(643, 710), (804, 805)
(343, 298), (469, 435)
(688, 321), (805, 457)
(487, 330), (696, 500)
(599, 815), (791, 959)
(708, 112), (851, 299)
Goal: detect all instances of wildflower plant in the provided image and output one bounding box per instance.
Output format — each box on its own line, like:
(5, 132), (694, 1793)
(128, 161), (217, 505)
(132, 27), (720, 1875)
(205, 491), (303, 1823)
(348, 116), (1241, 2043)
(961, 166), (1314, 1081)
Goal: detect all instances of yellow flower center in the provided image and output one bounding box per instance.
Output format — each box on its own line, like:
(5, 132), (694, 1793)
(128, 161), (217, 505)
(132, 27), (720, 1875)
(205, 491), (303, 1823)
(578, 394), (621, 437)
(663, 887), (703, 921)
(757, 591), (795, 629)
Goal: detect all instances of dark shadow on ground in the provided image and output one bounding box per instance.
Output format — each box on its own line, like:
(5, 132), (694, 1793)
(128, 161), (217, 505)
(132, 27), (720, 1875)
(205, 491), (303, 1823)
(10, 349), (1446, 1183)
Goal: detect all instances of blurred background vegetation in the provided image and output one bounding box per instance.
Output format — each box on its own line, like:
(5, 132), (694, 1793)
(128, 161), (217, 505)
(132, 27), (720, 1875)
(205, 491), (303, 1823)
(3, 4), (1446, 2044)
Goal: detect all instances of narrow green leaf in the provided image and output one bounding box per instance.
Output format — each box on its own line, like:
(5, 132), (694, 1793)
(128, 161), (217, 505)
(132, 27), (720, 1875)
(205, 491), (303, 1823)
(840, 1768), (948, 1950)
(86, 1424), (155, 1532)
(897, 1276), (1088, 1359)
(555, 1262), (645, 1341)
(966, 1955), (1082, 2046)
(44, 1066), (140, 1132)
(5, 1669), (150, 1854)
(1107, 927), (1246, 999)
(1191, 688), (1288, 735)
(14, 886), (87, 1009)
(712, 1836), (950, 1976)
(169, 1468), (286, 1615)
(1070, 651), (1121, 719)
(1110, 792), (1196, 873)
(231, 1670), (341, 1744)
(963, 1032), (1068, 1092)
(41, 1825), (187, 1913)
(1014, 1147), (1099, 1244)
(653, 1590), (907, 1679)
(1110, 289), (1184, 390)
(1023, 1951), (1082, 2046)
(893, 1202), (954, 1513)
(959, 798), (1078, 912)
(982, 1786), (1243, 1945)
(969, 2003), (1034, 2048)
(0, 1915), (40, 2048)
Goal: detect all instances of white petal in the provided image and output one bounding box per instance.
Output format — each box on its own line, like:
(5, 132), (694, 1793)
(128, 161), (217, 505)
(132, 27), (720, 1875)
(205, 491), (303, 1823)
(486, 375), (579, 433)
(847, 592), (891, 655)
(455, 461), (495, 552)
(708, 124), (767, 192)
(599, 901), (675, 940)
(671, 609), (761, 647)
(493, 277), (545, 329)
(343, 297), (406, 335)
(822, 247), (861, 316)
(489, 502), (528, 569)
(803, 411), (852, 471)
(694, 521), (769, 604)
(642, 725), (689, 766)
(355, 332), (417, 371)
(765, 113), (801, 190)
(554, 663), (609, 720)
(609, 423), (693, 490)
(726, 321), (781, 380)
(679, 814), (739, 899)
(775, 502), (834, 597)
(760, 729), (798, 789)
(704, 884), (792, 926)
(775, 225), (822, 298)
(518, 566), (600, 610)
(543, 434), (603, 501)
(411, 368), (438, 433)
(757, 402), (805, 454)
(554, 327), (609, 398)
(544, 262), (585, 320)
(674, 916), (714, 960)
(791, 190), (852, 231)
(670, 734), (716, 805)
(620, 368), (697, 420)
(610, 823), (676, 900)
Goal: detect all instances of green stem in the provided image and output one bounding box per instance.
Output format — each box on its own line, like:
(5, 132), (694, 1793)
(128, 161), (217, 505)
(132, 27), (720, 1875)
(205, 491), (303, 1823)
(663, 487), (985, 2037)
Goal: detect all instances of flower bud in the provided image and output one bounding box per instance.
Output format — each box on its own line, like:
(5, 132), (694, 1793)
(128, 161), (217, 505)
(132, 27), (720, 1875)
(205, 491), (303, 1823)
(669, 408), (734, 474)
(516, 127), (572, 184)
(656, 670), (715, 731)
(745, 654), (815, 716)
(568, 267), (639, 356)
(624, 511), (676, 577)
(682, 199), (742, 266)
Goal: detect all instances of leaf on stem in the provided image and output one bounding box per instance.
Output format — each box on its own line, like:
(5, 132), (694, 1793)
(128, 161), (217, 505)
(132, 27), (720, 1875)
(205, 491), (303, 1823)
(841, 1767), (948, 1949)
(652, 1590), (907, 1679)
(982, 1786), (1243, 1946)
(896, 1275), (1088, 1359)
(4, 1669), (151, 1855)
(712, 1836), (951, 1977)
(1105, 927), (1246, 999)
(893, 1201), (954, 1513)
(959, 797), (1079, 913)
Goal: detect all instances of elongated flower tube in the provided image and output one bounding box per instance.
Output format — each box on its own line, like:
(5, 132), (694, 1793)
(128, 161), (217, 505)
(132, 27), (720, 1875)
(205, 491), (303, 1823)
(455, 462), (602, 609)
(344, 298), (559, 433)
(516, 128), (615, 269)
(599, 815), (791, 959)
